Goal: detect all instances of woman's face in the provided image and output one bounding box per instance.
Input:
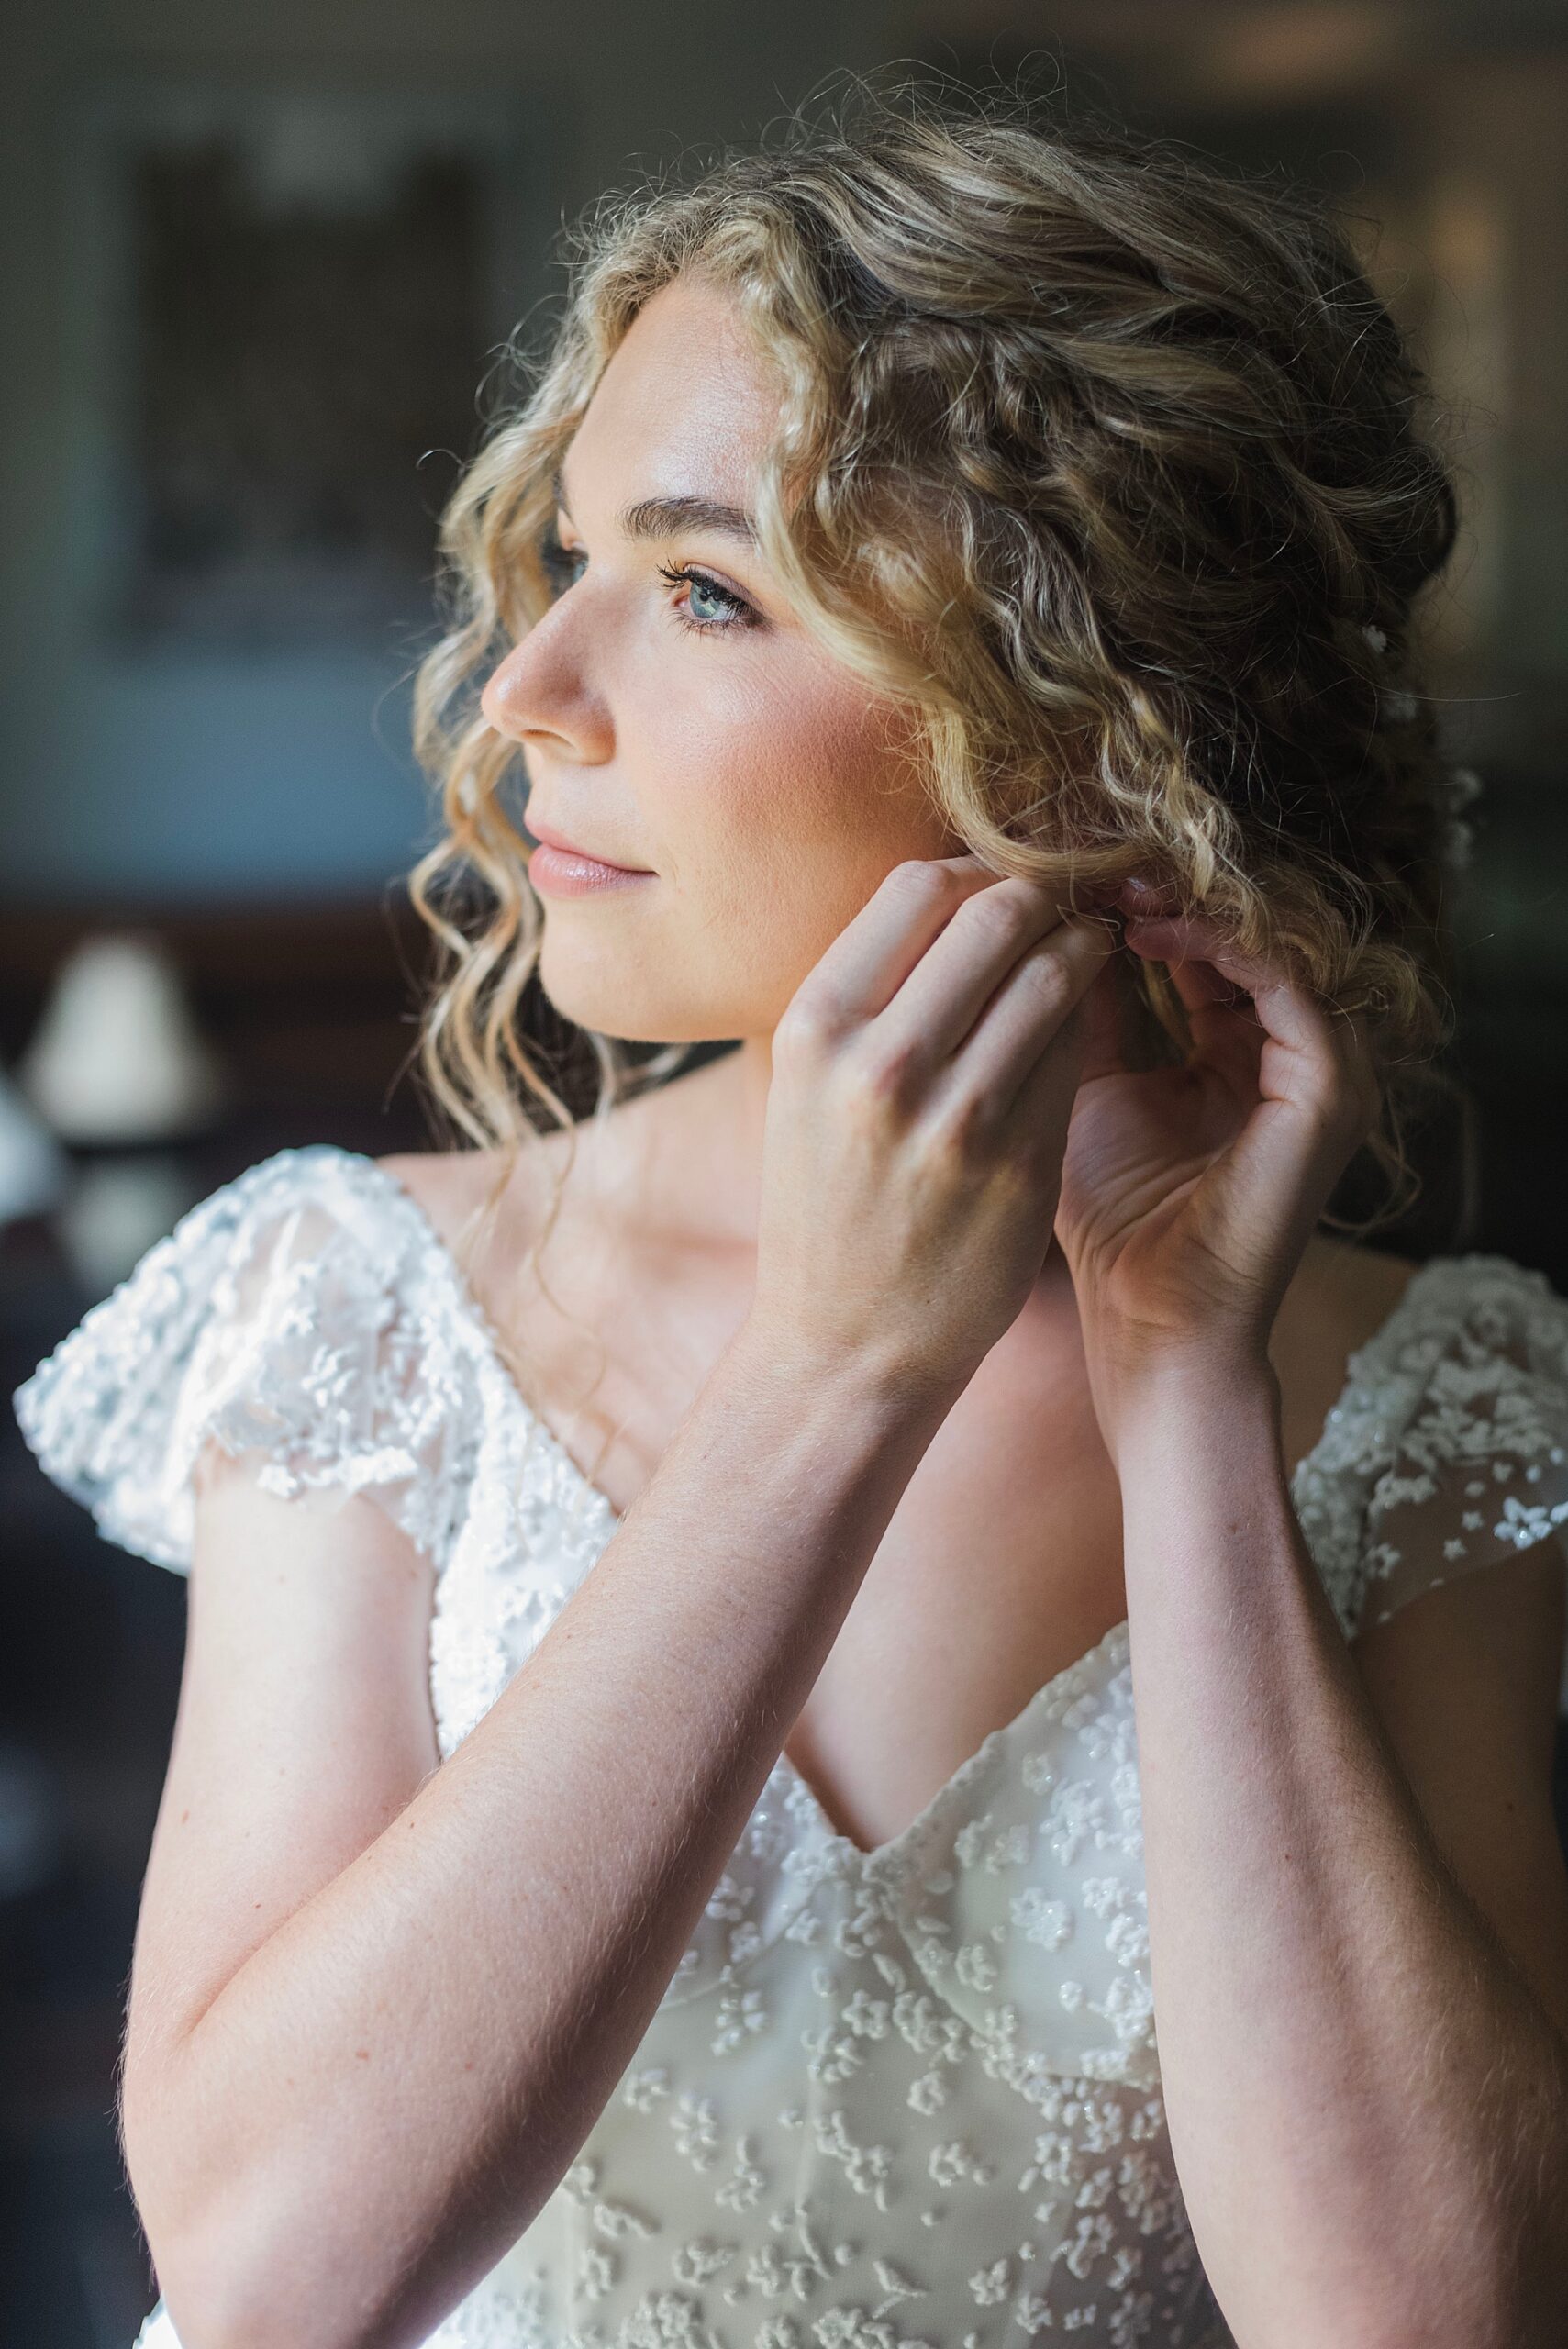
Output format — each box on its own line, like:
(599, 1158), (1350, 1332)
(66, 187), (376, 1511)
(479, 272), (962, 1046)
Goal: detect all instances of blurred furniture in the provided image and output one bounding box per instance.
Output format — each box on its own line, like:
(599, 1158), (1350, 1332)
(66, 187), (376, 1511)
(0, 888), (441, 2343)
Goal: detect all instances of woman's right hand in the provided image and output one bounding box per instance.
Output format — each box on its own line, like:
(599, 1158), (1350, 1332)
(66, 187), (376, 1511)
(747, 853), (1118, 1402)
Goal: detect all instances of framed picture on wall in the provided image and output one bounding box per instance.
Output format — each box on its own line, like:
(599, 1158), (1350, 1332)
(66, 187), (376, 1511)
(63, 78), (568, 649)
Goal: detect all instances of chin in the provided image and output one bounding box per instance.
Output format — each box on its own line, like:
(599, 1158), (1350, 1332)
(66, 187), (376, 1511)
(535, 963), (725, 1050)
(537, 927), (793, 1049)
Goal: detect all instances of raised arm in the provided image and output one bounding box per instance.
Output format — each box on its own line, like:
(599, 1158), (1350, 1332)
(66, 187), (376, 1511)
(128, 855), (1115, 2349)
(1053, 896), (1568, 2345)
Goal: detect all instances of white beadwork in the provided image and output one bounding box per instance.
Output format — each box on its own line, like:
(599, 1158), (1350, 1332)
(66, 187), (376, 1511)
(15, 1144), (1568, 2349)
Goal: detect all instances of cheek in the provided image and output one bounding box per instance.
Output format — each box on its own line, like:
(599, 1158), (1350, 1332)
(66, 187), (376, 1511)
(554, 648), (953, 1041)
(668, 662), (945, 914)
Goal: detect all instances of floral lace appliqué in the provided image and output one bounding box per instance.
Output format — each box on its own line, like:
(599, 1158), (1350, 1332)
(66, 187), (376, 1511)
(18, 1154), (1568, 2349)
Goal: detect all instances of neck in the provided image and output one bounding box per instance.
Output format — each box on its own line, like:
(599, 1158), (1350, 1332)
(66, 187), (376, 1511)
(728, 1032), (773, 1156)
(628, 1032), (773, 1249)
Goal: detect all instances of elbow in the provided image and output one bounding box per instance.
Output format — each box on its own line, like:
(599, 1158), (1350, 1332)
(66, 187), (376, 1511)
(1281, 2255), (1562, 2349)
(130, 2231), (264, 2349)
(1232, 2259), (1535, 2349)
(146, 2242), (373, 2349)
(126, 2143), (350, 2349)
(122, 2065), (349, 2349)
(131, 2206), (323, 2349)
(131, 2157), (435, 2349)
(118, 2107), (250, 2349)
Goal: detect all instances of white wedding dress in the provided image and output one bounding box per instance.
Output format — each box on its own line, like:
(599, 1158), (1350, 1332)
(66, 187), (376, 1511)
(14, 1143), (1568, 2349)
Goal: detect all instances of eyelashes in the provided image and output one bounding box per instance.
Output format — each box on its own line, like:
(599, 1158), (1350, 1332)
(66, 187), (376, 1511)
(535, 528), (759, 638)
(654, 560), (757, 637)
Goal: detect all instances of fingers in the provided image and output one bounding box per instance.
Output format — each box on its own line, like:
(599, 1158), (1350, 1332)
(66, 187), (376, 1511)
(927, 912), (1118, 1121)
(1074, 956), (1132, 1088)
(1120, 912), (1254, 1011)
(909, 913), (1115, 1162)
(780, 852), (1116, 1143)
(1120, 902), (1378, 1150)
(1119, 913), (1267, 1098)
(785, 854), (1002, 1037)
(874, 871), (1104, 1075)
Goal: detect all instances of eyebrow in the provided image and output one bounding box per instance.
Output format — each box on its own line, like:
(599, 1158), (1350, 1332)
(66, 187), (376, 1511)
(551, 465), (758, 547)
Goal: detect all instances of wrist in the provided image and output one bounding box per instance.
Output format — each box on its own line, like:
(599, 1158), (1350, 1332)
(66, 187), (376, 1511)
(723, 1313), (966, 1436)
(1099, 1343), (1283, 1471)
(690, 1317), (962, 1561)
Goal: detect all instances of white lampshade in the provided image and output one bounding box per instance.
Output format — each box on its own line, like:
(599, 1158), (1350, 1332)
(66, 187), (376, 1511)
(56, 1152), (205, 1298)
(0, 1063), (69, 1222)
(18, 932), (225, 1144)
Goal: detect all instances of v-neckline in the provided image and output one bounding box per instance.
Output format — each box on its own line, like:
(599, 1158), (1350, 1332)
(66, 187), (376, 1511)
(344, 1145), (1440, 1872)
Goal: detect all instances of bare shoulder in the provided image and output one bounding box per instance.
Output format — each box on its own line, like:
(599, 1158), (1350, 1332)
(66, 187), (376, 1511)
(373, 1057), (741, 1269)
(370, 1081), (689, 1338)
(376, 1144), (516, 1242)
(1272, 1232), (1421, 1473)
(374, 1126), (590, 1265)
(1289, 1230), (1422, 1350)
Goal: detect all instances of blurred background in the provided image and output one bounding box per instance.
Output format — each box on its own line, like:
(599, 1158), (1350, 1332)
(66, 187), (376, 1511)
(3, 4), (1567, 2339)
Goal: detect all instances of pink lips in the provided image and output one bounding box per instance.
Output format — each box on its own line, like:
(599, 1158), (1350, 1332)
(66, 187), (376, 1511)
(526, 816), (653, 897)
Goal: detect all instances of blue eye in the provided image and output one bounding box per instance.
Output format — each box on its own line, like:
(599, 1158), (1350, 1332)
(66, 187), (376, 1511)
(688, 574), (733, 623)
(657, 561), (758, 637)
(533, 526), (759, 639)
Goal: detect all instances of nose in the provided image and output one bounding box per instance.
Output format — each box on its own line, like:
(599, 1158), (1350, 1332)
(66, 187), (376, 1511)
(480, 618), (612, 764)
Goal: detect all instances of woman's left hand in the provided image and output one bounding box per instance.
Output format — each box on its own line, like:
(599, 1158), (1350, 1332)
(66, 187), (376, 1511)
(1054, 882), (1381, 1443)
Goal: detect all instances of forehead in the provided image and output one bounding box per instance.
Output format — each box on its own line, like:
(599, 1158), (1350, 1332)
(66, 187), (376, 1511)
(561, 274), (783, 509)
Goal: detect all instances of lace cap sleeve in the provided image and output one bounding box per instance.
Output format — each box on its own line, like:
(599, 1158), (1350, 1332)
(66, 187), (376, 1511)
(11, 1146), (479, 1575)
(1342, 1255), (1568, 1637)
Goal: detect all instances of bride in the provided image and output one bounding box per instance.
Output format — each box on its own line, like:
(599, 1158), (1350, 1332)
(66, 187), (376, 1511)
(17, 78), (1568, 2349)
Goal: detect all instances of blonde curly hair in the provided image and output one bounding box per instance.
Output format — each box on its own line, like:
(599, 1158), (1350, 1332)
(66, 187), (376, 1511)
(405, 73), (1465, 1392)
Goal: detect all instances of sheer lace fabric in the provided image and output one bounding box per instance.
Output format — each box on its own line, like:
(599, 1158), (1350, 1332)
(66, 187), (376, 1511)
(14, 1145), (1568, 2349)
